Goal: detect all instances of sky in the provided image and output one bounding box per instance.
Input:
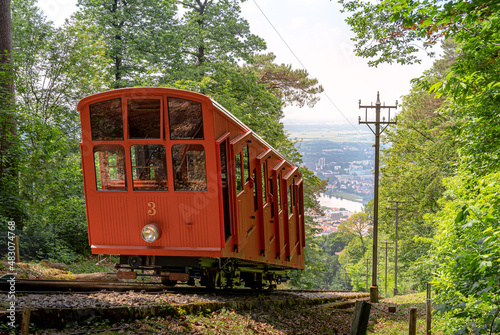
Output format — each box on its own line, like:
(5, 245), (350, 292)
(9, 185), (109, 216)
(37, 0), (436, 126)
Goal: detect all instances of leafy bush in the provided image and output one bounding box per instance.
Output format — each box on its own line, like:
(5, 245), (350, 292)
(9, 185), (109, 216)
(429, 172), (500, 334)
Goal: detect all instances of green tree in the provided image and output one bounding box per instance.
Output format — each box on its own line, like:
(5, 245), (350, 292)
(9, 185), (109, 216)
(10, 0), (109, 259)
(338, 235), (372, 292)
(376, 40), (458, 291)
(250, 53), (324, 108)
(76, 0), (180, 88)
(337, 212), (370, 254)
(339, 0), (500, 329)
(0, 0), (21, 225)
(176, 0), (266, 80)
(338, 0), (497, 66)
(339, 0), (500, 174)
(429, 171), (500, 333)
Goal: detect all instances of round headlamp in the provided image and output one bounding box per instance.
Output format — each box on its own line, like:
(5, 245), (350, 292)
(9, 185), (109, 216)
(141, 224), (161, 243)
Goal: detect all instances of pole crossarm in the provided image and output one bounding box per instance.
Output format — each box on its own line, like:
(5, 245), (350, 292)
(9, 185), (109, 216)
(358, 91), (398, 303)
(359, 92), (398, 136)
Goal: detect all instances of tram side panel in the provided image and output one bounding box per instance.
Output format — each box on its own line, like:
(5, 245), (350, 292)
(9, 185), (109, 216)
(212, 107), (305, 270)
(213, 109), (271, 265)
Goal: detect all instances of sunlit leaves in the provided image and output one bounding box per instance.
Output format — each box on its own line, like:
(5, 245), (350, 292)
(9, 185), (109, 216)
(6, 0), (110, 258)
(429, 172), (500, 333)
(76, 0), (180, 88)
(250, 53), (324, 108)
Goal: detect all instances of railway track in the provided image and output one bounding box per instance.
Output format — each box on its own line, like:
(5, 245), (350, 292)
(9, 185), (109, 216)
(0, 278), (166, 293)
(0, 277), (358, 295)
(0, 278), (369, 330)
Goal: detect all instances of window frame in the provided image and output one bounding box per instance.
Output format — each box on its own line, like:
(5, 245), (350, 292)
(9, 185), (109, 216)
(171, 143), (208, 191)
(167, 97), (204, 140)
(93, 144), (127, 191)
(130, 144), (169, 191)
(89, 98), (124, 141)
(235, 151), (243, 194)
(125, 96), (163, 140)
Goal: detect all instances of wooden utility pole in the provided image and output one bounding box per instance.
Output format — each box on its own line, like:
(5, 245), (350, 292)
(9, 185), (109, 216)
(409, 308), (417, 335)
(388, 200), (406, 295)
(384, 240), (393, 297)
(365, 258), (371, 292)
(359, 92), (398, 303)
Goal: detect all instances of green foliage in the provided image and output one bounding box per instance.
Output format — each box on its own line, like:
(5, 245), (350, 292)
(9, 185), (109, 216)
(250, 53), (324, 108)
(338, 233), (371, 292)
(4, 0), (109, 260)
(290, 230), (351, 290)
(176, 0), (266, 79)
(340, 0), (500, 173)
(4, 0), (327, 275)
(429, 172), (500, 334)
(76, 0), (180, 88)
(0, 1), (21, 226)
(340, 2), (500, 330)
(339, 0), (500, 67)
(337, 212), (370, 253)
(339, 0), (430, 66)
(375, 44), (458, 293)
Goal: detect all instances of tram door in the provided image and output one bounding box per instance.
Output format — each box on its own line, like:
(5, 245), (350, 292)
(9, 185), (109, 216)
(257, 154), (272, 257)
(219, 139), (231, 241)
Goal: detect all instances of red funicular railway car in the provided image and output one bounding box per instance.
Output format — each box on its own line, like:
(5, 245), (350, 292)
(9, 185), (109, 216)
(77, 87), (305, 289)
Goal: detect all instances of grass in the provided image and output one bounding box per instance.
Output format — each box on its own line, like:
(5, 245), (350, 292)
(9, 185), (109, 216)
(367, 292), (439, 334)
(67, 255), (119, 274)
(0, 256), (120, 280)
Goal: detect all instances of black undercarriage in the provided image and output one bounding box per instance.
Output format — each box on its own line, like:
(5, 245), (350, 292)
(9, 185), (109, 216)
(116, 255), (290, 290)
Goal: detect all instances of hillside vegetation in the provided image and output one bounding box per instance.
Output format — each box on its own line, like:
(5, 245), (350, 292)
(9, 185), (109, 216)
(340, 0), (500, 332)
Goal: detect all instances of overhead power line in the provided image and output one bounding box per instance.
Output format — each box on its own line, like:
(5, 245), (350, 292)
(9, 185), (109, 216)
(251, 0), (369, 140)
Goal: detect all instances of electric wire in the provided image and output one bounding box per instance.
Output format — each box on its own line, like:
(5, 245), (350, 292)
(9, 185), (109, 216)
(251, 0), (370, 141)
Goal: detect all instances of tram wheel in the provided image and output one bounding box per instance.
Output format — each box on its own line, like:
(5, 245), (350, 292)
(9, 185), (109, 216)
(161, 278), (178, 286)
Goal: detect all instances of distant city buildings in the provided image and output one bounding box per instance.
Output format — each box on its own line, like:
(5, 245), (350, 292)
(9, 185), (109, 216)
(301, 142), (375, 235)
(311, 207), (352, 235)
(311, 207), (372, 237)
(305, 145), (375, 202)
(284, 125), (375, 237)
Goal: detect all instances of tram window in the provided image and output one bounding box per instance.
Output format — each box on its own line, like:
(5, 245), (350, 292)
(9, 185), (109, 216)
(269, 178), (275, 218)
(277, 174), (282, 211)
(253, 169), (258, 211)
(261, 163), (267, 204)
(128, 99), (161, 139)
(298, 185), (303, 215)
(235, 152), (242, 193)
(130, 145), (168, 191)
(90, 98), (123, 141)
(243, 145), (250, 183)
(168, 98), (204, 140)
(172, 144), (207, 191)
(93, 145), (126, 191)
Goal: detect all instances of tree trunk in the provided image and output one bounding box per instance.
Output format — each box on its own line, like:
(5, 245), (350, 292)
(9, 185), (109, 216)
(0, 0), (21, 224)
(0, 0), (15, 155)
(0, 0), (15, 175)
(195, 0), (206, 68)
